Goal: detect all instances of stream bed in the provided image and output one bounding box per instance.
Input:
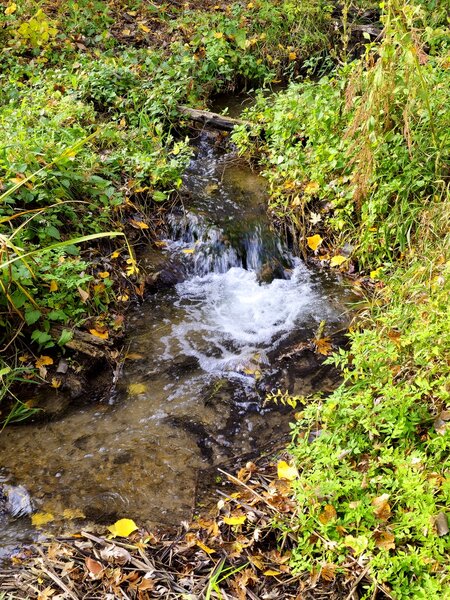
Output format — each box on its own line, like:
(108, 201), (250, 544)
(0, 125), (353, 557)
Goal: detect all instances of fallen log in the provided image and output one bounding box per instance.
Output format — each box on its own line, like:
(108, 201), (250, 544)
(178, 105), (249, 131)
(51, 325), (112, 358)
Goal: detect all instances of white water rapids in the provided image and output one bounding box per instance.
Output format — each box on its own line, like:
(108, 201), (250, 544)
(162, 262), (334, 376)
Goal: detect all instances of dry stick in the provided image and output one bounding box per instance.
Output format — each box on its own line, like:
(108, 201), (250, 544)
(344, 566), (370, 600)
(38, 563), (79, 600)
(216, 489), (266, 517)
(217, 468), (282, 514)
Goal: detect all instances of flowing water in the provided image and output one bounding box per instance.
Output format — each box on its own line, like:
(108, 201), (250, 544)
(0, 127), (353, 557)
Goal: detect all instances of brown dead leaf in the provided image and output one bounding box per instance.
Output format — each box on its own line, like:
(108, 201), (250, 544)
(372, 494), (391, 521)
(314, 337), (332, 356)
(374, 531), (396, 550)
(77, 286), (90, 303)
(320, 563), (337, 581)
(137, 577), (155, 591)
(319, 504), (337, 524)
(435, 512), (449, 537)
(85, 557), (104, 578)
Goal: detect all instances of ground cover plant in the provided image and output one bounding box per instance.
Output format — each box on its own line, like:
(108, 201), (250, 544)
(231, 0), (450, 596)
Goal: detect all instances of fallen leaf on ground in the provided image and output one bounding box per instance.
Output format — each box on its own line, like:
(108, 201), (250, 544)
(85, 557), (104, 577)
(130, 219), (149, 229)
(32, 512), (54, 527)
(306, 234), (323, 251)
(314, 337), (332, 355)
(107, 518), (138, 538)
(319, 504), (337, 524)
(372, 494), (391, 521)
(196, 540), (216, 554)
(89, 329), (109, 340)
(374, 531), (396, 550)
(330, 255), (348, 267)
(35, 356), (53, 369)
(78, 287), (90, 303)
(277, 460), (298, 481)
(224, 515), (247, 526)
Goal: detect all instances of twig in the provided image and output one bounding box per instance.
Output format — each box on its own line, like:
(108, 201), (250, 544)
(217, 468), (282, 514)
(344, 566), (369, 600)
(38, 563), (79, 600)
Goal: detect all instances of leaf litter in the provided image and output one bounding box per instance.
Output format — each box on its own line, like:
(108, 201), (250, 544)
(0, 454), (392, 599)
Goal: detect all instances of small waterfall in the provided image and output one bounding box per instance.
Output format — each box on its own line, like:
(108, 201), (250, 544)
(157, 132), (338, 377)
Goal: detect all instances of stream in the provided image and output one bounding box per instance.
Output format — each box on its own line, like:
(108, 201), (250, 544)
(0, 120), (353, 557)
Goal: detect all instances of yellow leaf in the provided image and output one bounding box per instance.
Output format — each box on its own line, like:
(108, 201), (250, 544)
(32, 512), (54, 527)
(49, 280), (58, 292)
(264, 569), (282, 576)
(330, 255), (348, 267)
(304, 181), (320, 194)
(277, 460), (298, 481)
(122, 28), (131, 36)
(111, 251), (121, 259)
(98, 271), (110, 279)
(196, 540), (216, 554)
(130, 219), (149, 229)
(51, 378), (61, 389)
(138, 23), (151, 33)
(370, 267), (383, 279)
(107, 518), (138, 538)
(118, 294), (130, 302)
(89, 329), (109, 340)
(319, 504), (337, 524)
(62, 508), (85, 520)
(182, 248), (195, 254)
(224, 515), (246, 526)
(125, 352), (144, 360)
(344, 534), (369, 555)
(306, 234), (323, 252)
(5, 3), (17, 15)
(35, 356), (54, 369)
(128, 383), (147, 395)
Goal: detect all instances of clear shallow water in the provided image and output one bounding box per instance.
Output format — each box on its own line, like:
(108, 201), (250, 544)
(0, 130), (351, 554)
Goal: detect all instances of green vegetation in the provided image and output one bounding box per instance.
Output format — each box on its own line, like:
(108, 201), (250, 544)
(232, 1), (450, 596)
(0, 0), (336, 420)
(1, 0), (449, 596)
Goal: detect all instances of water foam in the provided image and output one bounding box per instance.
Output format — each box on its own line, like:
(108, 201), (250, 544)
(161, 264), (331, 375)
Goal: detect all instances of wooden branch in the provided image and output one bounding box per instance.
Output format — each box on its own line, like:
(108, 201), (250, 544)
(51, 325), (112, 358)
(178, 105), (249, 131)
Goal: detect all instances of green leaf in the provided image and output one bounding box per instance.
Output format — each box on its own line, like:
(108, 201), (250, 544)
(58, 329), (73, 346)
(25, 309), (42, 325)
